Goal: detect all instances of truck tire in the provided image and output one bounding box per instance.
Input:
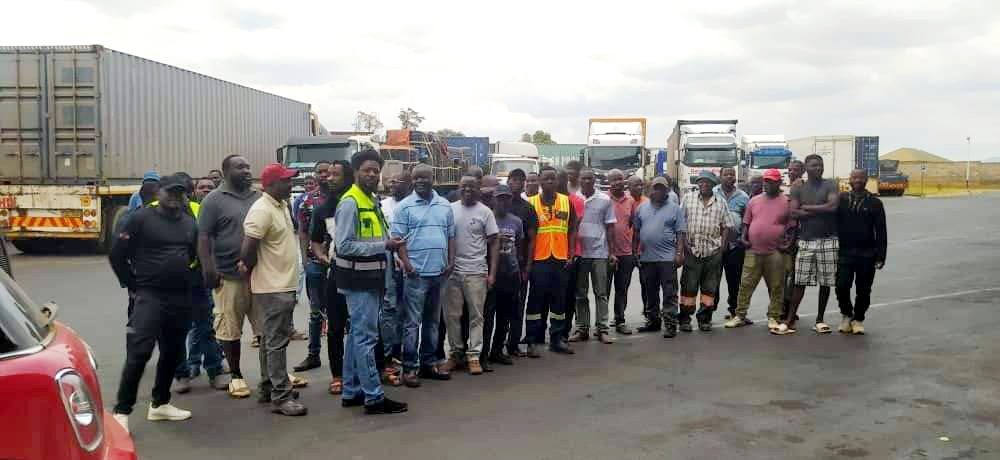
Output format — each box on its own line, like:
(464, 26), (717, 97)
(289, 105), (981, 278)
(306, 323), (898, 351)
(98, 205), (129, 254)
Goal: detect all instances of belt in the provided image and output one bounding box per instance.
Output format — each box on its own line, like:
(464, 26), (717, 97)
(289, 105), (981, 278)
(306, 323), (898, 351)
(334, 257), (386, 271)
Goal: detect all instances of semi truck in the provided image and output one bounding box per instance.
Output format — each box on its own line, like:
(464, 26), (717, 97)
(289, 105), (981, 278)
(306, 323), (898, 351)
(584, 117), (648, 188)
(490, 141), (540, 184)
(786, 135), (880, 193)
(277, 134), (377, 197)
(0, 45), (315, 253)
(666, 120), (740, 193)
(739, 134), (793, 184)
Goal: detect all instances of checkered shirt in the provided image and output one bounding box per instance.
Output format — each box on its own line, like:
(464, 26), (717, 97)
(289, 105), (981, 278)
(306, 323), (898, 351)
(681, 191), (735, 258)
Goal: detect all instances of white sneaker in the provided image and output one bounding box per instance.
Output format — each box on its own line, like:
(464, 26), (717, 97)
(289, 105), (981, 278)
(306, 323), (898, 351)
(113, 413), (129, 433)
(851, 320), (865, 335)
(147, 403), (192, 421)
(724, 316), (745, 328)
(767, 318), (779, 330)
(839, 316), (853, 333)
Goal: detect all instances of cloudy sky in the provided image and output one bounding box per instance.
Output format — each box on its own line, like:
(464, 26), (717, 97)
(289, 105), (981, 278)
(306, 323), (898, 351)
(6, 0), (999, 160)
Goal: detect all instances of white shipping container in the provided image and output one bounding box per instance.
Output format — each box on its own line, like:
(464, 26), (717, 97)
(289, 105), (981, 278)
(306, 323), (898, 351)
(787, 135), (858, 181)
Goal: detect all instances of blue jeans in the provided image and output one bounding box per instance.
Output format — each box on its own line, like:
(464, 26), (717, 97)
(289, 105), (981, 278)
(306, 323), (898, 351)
(305, 262), (328, 357)
(340, 288), (384, 405)
(175, 287), (223, 379)
(381, 267), (405, 358)
(401, 274), (446, 372)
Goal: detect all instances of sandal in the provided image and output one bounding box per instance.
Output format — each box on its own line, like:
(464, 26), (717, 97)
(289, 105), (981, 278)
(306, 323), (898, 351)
(770, 323), (797, 335)
(813, 323), (833, 334)
(288, 373), (309, 388)
(329, 378), (343, 395)
(382, 368), (402, 387)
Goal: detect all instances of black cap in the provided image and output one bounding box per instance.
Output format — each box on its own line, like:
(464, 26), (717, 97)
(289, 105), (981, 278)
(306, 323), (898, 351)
(159, 173), (188, 193)
(493, 184), (512, 197)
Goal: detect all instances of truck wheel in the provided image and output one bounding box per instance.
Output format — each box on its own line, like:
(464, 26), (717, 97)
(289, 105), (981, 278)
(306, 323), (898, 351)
(98, 205), (128, 254)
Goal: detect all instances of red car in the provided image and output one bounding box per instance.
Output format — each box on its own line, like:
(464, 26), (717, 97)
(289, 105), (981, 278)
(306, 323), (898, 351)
(0, 271), (136, 460)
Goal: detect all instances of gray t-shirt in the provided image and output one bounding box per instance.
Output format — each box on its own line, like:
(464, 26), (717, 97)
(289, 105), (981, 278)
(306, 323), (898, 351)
(790, 179), (838, 240)
(577, 191), (617, 259)
(198, 182), (261, 278)
(451, 201), (499, 274)
(634, 200), (687, 263)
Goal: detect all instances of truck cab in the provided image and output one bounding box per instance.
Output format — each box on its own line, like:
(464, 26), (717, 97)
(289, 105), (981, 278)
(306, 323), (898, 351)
(276, 135), (377, 196)
(490, 142), (540, 184)
(739, 135), (792, 186)
(669, 120), (739, 194)
(585, 118), (648, 189)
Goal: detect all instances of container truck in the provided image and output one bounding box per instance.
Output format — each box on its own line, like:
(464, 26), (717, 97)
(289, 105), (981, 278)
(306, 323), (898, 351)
(490, 141), (540, 184)
(0, 45), (314, 253)
(277, 134), (377, 198)
(666, 120), (740, 194)
(786, 135), (880, 193)
(739, 134), (793, 184)
(584, 117), (648, 188)
(446, 136), (489, 168)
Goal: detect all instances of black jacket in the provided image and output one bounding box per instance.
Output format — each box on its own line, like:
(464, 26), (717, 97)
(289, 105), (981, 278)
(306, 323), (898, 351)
(836, 191), (887, 263)
(109, 206), (198, 291)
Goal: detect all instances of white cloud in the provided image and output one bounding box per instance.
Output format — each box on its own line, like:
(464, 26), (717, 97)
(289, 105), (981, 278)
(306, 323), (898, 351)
(3, 0), (999, 159)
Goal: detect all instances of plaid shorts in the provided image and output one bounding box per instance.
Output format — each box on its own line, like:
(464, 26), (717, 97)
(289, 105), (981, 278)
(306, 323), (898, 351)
(794, 237), (839, 287)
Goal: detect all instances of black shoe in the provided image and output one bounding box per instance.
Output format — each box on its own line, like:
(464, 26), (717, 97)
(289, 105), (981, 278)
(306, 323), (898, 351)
(615, 323), (634, 335)
(549, 340), (575, 355)
(680, 323), (693, 333)
(293, 355), (321, 372)
(637, 323), (661, 333)
(663, 324), (677, 338)
(258, 390), (299, 404)
(481, 360), (494, 373)
(489, 353), (514, 365)
(365, 397), (408, 415)
(271, 398), (308, 416)
(341, 395), (365, 408)
(418, 366), (451, 381)
(698, 322), (713, 332)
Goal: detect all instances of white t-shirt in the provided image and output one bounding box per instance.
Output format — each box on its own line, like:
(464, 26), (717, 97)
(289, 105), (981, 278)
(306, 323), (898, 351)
(450, 201), (499, 274)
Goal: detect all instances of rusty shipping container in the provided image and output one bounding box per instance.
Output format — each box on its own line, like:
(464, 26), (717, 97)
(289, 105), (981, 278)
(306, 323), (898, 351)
(0, 45), (312, 183)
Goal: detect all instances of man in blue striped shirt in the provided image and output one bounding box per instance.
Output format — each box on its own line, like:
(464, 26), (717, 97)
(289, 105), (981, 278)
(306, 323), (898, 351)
(392, 164), (456, 387)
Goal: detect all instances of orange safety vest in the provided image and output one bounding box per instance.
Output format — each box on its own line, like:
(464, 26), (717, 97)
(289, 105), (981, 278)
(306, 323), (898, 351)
(529, 193), (570, 261)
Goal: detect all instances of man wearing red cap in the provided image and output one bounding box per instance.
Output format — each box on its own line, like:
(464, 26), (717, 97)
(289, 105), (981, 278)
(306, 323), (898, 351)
(240, 163), (308, 416)
(726, 169), (794, 331)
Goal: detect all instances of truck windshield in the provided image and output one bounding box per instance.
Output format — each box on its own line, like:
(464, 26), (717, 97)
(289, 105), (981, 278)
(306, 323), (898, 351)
(285, 143), (356, 164)
(492, 159), (538, 175)
(684, 148), (738, 166)
(588, 146), (641, 169)
(751, 155), (791, 169)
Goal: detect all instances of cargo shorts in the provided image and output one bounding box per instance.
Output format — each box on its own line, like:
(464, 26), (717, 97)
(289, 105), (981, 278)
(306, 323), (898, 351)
(212, 277), (261, 341)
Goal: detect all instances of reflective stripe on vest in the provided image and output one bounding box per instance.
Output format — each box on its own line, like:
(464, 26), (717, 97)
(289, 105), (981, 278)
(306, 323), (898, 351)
(341, 184), (386, 240)
(529, 193), (570, 261)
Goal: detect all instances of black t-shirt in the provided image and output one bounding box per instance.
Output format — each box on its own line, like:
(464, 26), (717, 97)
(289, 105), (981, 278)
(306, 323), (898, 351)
(111, 206), (197, 291)
(790, 179), (838, 240)
(510, 196), (539, 268)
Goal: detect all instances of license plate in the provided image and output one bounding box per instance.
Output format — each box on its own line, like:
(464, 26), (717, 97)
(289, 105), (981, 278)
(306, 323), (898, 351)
(61, 209), (83, 217)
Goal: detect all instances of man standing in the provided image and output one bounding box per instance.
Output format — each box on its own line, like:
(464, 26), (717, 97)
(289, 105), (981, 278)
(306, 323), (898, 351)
(505, 169), (537, 357)
(294, 162), (331, 372)
(393, 164), (455, 387)
(442, 176), (499, 375)
(558, 168), (585, 341)
(633, 177), (687, 338)
(110, 174), (197, 432)
(564, 160), (582, 196)
(679, 171), (734, 332)
(208, 169), (223, 188)
(525, 171), (540, 198)
(725, 169), (792, 331)
(714, 167), (750, 321)
(336, 150), (408, 414)
(569, 169), (618, 344)
(128, 170), (160, 211)
(835, 169), (887, 335)
(485, 185), (524, 366)
(781, 154), (840, 335)
(606, 169), (636, 335)
(525, 166), (578, 357)
(197, 155), (261, 399)
(380, 170), (412, 364)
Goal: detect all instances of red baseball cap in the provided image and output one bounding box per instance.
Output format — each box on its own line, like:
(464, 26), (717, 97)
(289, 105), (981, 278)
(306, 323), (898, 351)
(260, 163), (298, 187)
(762, 169), (782, 182)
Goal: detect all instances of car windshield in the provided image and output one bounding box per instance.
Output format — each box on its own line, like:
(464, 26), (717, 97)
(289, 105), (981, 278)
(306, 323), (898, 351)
(751, 155), (790, 169)
(492, 160), (538, 175)
(0, 272), (50, 355)
(683, 148), (738, 167)
(285, 143), (356, 164)
(588, 146), (641, 169)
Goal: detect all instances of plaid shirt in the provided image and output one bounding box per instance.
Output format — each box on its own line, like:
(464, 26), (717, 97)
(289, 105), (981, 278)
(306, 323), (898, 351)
(681, 191), (735, 257)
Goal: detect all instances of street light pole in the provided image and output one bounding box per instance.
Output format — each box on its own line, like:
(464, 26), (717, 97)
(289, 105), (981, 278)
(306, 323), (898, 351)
(966, 136), (971, 193)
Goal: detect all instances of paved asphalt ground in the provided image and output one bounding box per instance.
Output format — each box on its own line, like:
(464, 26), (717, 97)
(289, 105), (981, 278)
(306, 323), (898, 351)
(11, 193), (1000, 460)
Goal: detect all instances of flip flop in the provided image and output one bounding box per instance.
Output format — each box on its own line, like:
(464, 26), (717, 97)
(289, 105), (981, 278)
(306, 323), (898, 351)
(813, 323), (833, 334)
(770, 324), (797, 335)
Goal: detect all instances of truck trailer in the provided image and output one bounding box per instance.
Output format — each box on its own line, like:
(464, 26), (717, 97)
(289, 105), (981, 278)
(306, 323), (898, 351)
(0, 45), (314, 253)
(786, 135), (880, 193)
(666, 120), (740, 194)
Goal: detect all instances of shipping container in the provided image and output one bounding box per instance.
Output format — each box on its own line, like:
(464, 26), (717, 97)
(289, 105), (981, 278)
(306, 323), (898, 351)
(855, 136), (880, 178)
(445, 136), (489, 168)
(787, 135), (880, 192)
(0, 45), (312, 183)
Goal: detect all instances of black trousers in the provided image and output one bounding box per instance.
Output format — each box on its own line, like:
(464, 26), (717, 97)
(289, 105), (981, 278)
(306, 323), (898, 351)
(720, 246), (746, 315)
(639, 262), (679, 326)
(608, 254), (636, 325)
(507, 278), (529, 353)
(836, 254), (877, 322)
(482, 273), (519, 359)
(563, 262), (580, 339)
(115, 288), (192, 414)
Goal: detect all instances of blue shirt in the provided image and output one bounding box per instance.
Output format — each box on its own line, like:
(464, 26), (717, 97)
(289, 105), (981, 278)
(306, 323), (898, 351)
(714, 184), (749, 248)
(391, 191), (455, 276)
(634, 200), (687, 263)
(128, 191), (144, 211)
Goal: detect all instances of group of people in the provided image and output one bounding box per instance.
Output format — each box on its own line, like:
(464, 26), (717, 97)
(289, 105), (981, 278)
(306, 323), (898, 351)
(106, 150), (887, 430)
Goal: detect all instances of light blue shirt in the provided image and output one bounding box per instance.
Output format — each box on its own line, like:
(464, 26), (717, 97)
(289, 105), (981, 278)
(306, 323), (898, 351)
(714, 184), (750, 248)
(391, 191), (455, 276)
(634, 200), (687, 263)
